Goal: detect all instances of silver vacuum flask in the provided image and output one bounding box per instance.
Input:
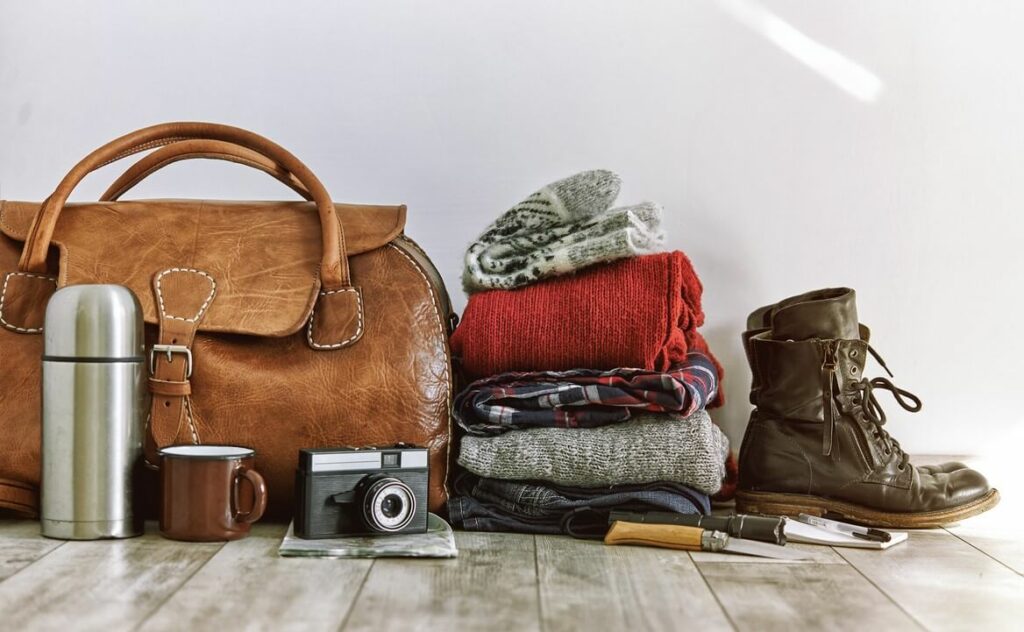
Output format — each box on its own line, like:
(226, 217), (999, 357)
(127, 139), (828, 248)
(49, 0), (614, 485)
(41, 285), (146, 539)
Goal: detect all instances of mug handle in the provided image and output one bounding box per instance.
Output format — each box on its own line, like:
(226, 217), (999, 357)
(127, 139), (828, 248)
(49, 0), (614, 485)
(233, 468), (268, 524)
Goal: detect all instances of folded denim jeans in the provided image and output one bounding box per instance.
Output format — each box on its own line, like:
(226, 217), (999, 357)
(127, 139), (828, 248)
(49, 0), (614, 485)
(447, 473), (710, 539)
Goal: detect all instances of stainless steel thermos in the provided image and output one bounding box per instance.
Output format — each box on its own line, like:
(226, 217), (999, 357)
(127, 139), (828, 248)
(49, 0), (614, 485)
(41, 285), (146, 539)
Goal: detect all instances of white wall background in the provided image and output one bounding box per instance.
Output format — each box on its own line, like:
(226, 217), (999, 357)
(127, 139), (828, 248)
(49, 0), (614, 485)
(2, 1), (1022, 458)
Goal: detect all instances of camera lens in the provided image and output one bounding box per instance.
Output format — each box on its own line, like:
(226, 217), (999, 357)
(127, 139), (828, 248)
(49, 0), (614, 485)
(380, 494), (404, 519)
(362, 477), (416, 533)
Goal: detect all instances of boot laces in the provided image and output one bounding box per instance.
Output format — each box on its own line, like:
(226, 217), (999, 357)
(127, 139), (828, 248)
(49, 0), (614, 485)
(846, 345), (922, 469)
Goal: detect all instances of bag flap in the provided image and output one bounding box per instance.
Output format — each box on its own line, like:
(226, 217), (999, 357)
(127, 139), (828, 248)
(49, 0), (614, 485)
(0, 199), (406, 337)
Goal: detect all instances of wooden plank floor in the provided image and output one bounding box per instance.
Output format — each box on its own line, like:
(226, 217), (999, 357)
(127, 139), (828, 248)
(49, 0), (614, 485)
(0, 459), (1020, 632)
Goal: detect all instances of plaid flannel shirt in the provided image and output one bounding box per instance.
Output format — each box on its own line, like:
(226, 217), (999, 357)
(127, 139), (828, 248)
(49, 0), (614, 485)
(455, 352), (718, 436)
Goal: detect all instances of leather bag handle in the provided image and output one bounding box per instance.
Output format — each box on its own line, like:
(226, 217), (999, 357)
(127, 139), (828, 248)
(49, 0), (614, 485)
(18, 122), (351, 290)
(100, 139), (313, 202)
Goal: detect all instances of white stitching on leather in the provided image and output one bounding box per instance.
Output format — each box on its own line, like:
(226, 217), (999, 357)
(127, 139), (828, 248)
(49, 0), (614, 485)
(398, 234), (429, 260)
(155, 268), (217, 322)
(184, 397), (201, 444)
(0, 272), (57, 333)
(152, 268), (212, 448)
(386, 242), (453, 500)
(307, 286), (364, 350)
(100, 136), (192, 169)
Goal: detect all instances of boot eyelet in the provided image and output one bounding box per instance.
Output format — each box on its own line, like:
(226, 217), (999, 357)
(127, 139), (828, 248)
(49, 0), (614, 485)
(850, 366), (858, 374)
(850, 350), (859, 358)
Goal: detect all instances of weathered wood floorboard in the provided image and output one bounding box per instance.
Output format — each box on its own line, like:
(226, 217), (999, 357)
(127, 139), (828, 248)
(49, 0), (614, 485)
(141, 523), (372, 632)
(535, 535), (733, 631)
(0, 508), (1021, 632)
(696, 559), (922, 631)
(837, 529), (1024, 632)
(0, 519), (63, 583)
(342, 532), (540, 632)
(0, 528), (221, 631)
(945, 521), (1024, 576)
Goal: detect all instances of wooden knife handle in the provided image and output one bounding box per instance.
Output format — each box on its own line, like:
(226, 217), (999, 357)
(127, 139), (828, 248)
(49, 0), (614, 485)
(604, 521), (705, 551)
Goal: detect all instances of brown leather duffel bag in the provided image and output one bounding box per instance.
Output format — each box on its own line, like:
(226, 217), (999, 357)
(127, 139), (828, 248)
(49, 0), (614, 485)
(0, 122), (454, 517)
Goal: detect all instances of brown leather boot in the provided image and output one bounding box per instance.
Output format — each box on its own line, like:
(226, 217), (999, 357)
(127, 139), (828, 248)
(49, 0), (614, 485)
(735, 288), (999, 527)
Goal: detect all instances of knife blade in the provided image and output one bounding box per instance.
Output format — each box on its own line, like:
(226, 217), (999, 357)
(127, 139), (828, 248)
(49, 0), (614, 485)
(604, 521), (812, 560)
(719, 533), (812, 560)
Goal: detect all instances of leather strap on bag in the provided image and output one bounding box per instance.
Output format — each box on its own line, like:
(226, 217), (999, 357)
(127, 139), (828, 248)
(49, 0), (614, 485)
(17, 122), (352, 290)
(144, 268), (218, 464)
(100, 139), (313, 202)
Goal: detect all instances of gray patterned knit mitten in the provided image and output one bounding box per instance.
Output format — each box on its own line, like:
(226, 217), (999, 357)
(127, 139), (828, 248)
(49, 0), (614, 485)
(463, 170), (665, 293)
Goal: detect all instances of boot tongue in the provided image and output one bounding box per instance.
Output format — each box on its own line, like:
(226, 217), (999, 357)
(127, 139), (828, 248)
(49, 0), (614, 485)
(771, 288), (860, 341)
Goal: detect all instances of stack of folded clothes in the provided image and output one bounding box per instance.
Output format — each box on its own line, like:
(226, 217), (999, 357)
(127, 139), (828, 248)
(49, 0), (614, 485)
(448, 170), (733, 538)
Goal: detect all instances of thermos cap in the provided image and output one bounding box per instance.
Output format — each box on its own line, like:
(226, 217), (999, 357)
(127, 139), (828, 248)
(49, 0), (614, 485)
(44, 285), (145, 359)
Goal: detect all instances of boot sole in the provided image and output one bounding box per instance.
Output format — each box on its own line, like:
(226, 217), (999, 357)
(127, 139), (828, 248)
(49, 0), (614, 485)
(734, 488), (1000, 528)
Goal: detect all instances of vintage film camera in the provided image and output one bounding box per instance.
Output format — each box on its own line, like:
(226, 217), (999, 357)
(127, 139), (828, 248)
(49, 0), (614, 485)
(295, 446), (429, 539)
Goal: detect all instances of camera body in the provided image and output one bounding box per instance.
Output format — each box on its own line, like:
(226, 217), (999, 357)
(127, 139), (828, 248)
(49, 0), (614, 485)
(294, 446), (429, 539)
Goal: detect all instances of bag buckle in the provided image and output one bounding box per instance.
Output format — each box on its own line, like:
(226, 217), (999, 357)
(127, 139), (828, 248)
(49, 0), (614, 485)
(150, 344), (193, 379)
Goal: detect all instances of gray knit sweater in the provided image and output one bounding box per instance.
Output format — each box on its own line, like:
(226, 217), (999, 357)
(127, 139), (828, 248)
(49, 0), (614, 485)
(457, 411), (729, 495)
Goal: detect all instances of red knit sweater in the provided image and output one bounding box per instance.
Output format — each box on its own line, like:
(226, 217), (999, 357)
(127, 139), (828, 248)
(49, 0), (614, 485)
(451, 252), (723, 394)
